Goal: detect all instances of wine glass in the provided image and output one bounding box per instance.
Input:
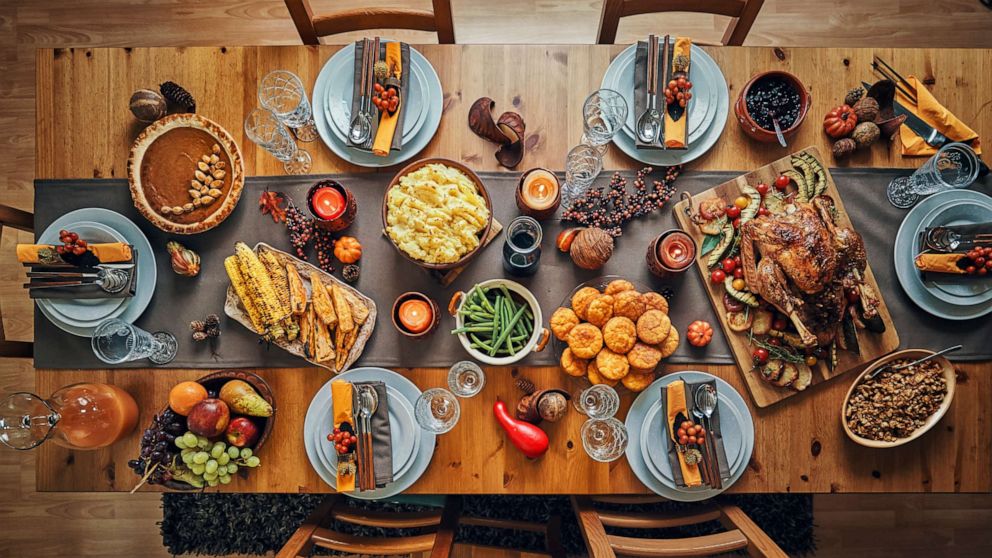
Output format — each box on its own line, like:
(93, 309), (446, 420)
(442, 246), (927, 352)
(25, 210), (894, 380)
(257, 70), (319, 142)
(573, 384), (620, 419)
(886, 142), (979, 208)
(91, 318), (177, 365)
(580, 89), (628, 154)
(415, 388), (460, 434)
(244, 108), (313, 175)
(447, 361), (486, 398)
(563, 144), (603, 206)
(581, 417), (628, 462)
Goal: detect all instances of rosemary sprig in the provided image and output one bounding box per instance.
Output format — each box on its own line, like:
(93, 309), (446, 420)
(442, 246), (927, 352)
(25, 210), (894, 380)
(748, 331), (805, 363)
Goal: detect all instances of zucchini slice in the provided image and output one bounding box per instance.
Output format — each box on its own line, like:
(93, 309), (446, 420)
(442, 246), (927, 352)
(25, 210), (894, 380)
(724, 276), (759, 307)
(706, 222), (735, 268)
(739, 183), (761, 224)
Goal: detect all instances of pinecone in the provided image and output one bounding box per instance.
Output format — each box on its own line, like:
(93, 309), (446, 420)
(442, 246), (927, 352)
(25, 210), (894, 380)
(342, 264), (360, 283)
(659, 287), (675, 302)
(514, 378), (536, 394)
(206, 328), (221, 339)
(160, 81), (196, 113)
(205, 314), (220, 329)
(189, 320), (206, 332)
(844, 87), (864, 108)
(192, 331), (209, 342)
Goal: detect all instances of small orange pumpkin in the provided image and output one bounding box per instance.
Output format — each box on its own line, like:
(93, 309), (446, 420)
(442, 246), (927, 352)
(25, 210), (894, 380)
(823, 105), (858, 139)
(686, 320), (714, 347)
(333, 236), (362, 264)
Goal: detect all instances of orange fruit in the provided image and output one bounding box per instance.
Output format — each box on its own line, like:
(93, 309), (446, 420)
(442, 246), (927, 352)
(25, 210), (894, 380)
(169, 381), (208, 416)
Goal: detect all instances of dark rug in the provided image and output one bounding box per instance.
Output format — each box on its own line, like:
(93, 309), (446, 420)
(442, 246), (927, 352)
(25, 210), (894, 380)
(161, 493), (814, 556)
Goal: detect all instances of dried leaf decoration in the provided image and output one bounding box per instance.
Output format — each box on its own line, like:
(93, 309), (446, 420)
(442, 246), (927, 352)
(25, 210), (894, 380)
(468, 97), (526, 168)
(258, 189), (287, 223)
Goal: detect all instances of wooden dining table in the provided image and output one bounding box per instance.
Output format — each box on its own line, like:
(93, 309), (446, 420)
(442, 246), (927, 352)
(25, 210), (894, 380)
(34, 44), (991, 494)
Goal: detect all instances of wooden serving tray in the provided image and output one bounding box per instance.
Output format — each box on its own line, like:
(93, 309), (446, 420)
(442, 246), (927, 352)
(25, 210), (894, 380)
(672, 146), (899, 407)
(224, 243), (377, 373)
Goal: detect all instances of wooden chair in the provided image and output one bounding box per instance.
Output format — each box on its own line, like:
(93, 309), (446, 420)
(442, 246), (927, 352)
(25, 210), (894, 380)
(596, 0), (764, 46)
(571, 495), (787, 558)
(277, 494), (565, 558)
(0, 204), (33, 359)
(283, 0), (455, 45)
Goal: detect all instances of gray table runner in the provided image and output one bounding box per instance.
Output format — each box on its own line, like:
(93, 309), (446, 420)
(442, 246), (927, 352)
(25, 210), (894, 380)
(32, 168), (992, 369)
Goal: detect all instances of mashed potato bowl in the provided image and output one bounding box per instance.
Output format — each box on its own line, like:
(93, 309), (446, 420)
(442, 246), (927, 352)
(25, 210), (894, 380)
(382, 158), (493, 271)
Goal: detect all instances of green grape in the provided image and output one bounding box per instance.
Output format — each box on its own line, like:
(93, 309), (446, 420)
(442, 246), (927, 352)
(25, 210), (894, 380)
(193, 452), (209, 465)
(182, 432), (198, 447)
(227, 446), (240, 459)
(181, 452), (195, 465)
(190, 463), (205, 476)
(180, 448), (193, 456)
(210, 445), (224, 459)
(217, 453), (230, 466)
(175, 437), (187, 449)
(219, 474), (232, 485)
(196, 436), (210, 449)
(207, 477), (219, 487)
(226, 463), (238, 474)
(203, 471), (217, 481)
(240, 448), (252, 459)
(205, 460), (219, 474)
(245, 456), (260, 468)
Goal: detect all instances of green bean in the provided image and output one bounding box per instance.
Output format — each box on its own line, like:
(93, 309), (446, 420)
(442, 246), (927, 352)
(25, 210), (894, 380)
(489, 298), (502, 356)
(451, 326), (493, 334)
(493, 304), (527, 353)
(469, 334), (494, 353)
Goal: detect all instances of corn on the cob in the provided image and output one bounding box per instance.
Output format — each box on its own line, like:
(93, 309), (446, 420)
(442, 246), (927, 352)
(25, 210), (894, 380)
(259, 250), (300, 341)
(224, 256), (266, 335)
(234, 242), (286, 340)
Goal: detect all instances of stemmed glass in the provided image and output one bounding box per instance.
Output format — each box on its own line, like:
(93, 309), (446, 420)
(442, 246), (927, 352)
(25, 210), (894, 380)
(581, 417), (628, 462)
(244, 108), (313, 175)
(415, 388), (460, 434)
(257, 70), (319, 142)
(447, 361), (486, 398)
(91, 318), (177, 365)
(573, 384), (620, 419)
(580, 89), (628, 154)
(563, 144), (603, 206)
(887, 142), (979, 208)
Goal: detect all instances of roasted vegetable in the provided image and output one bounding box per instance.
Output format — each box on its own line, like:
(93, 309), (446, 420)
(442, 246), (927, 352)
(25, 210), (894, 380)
(738, 183), (761, 224)
(841, 312), (861, 354)
(224, 256), (266, 335)
(776, 362), (799, 387)
(750, 309), (773, 335)
(724, 276), (759, 307)
(706, 222), (735, 268)
(286, 264), (307, 316)
(233, 243), (286, 340)
(259, 250), (299, 341)
(727, 310), (753, 332)
(309, 271), (337, 327)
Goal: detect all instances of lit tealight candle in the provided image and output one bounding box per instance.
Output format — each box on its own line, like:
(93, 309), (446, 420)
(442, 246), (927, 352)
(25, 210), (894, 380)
(521, 169), (560, 211)
(658, 231), (696, 270)
(398, 299), (433, 334)
(311, 186), (346, 221)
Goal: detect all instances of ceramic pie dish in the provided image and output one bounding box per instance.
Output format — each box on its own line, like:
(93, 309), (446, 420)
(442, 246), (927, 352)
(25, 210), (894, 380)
(127, 113), (244, 234)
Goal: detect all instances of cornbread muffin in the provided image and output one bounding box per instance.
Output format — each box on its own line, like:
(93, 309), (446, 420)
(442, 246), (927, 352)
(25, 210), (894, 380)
(559, 347), (588, 377)
(567, 323), (604, 359)
(596, 347), (630, 380)
(585, 295), (615, 328)
(613, 290), (646, 320)
(636, 309), (672, 345)
(602, 316), (637, 354)
(550, 307), (580, 341)
(629, 365), (657, 375)
(621, 372), (655, 392)
(657, 326), (680, 358)
(627, 342), (662, 370)
(587, 360), (618, 387)
(640, 291), (669, 314)
(604, 279), (635, 295)
(571, 286), (600, 320)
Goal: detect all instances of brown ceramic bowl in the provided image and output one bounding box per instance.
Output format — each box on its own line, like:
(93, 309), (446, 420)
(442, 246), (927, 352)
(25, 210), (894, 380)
(161, 370), (276, 490)
(734, 70), (811, 143)
(382, 158), (493, 271)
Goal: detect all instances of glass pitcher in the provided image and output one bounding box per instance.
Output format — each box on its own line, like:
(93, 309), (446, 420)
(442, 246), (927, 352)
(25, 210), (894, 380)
(0, 383), (138, 450)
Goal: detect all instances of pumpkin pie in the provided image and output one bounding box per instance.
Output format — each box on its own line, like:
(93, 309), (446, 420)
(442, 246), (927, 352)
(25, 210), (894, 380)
(127, 114), (244, 234)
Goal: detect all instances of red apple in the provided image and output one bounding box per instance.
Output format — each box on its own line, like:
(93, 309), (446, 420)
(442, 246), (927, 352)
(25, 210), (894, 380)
(186, 398), (230, 438)
(225, 417), (260, 448)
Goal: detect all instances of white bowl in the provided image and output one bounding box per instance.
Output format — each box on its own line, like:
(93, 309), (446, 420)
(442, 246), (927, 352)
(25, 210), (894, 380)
(448, 279), (549, 365)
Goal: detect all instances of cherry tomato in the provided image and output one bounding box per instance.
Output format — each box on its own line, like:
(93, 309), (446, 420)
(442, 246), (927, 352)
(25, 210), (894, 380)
(966, 265), (976, 274)
(350, 435), (357, 444)
(805, 355), (818, 366)
(755, 183), (769, 196)
(722, 258), (737, 273)
(697, 433), (705, 442)
(725, 205), (741, 219)
(734, 255), (741, 265)
(732, 218), (741, 229)
(752, 348), (769, 365)
(72, 246), (87, 256)
(758, 206), (770, 217)
(733, 267), (744, 280)
(767, 337), (782, 347)
(681, 421), (693, 430)
(68, 232), (78, 242)
(710, 269), (726, 283)
(774, 174), (790, 191)
(732, 278), (746, 291)
(677, 428), (687, 438)
(734, 196), (750, 209)
(688, 436), (698, 445)
(772, 317), (788, 331)
(846, 288), (861, 303)
(55, 245), (66, 254)
(975, 257), (986, 267)
(979, 267), (988, 276)
(679, 435), (689, 445)
(696, 426), (706, 436)
(985, 260), (992, 269)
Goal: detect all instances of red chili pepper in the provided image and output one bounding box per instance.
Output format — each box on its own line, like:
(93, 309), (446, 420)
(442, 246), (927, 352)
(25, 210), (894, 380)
(493, 400), (549, 459)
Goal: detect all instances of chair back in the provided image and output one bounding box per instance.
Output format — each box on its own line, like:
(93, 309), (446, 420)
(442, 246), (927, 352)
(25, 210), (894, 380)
(0, 204), (33, 359)
(284, 0), (455, 44)
(596, 0), (764, 45)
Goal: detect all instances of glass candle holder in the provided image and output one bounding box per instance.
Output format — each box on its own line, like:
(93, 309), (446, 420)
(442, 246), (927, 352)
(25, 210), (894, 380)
(306, 180), (356, 232)
(647, 230), (698, 278)
(391, 292), (439, 339)
(515, 168), (561, 220)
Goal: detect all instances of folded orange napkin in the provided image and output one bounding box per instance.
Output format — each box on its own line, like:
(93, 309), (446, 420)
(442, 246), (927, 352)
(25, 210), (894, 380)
(372, 42), (402, 157)
(663, 37), (691, 150)
(16, 243), (132, 264)
(331, 380), (356, 493)
(666, 379), (702, 487)
(915, 253), (967, 274)
(898, 76), (981, 156)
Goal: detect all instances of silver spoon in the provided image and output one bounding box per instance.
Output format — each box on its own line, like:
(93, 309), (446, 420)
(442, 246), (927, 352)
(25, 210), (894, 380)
(636, 35), (662, 144)
(693, 384), (722, 489)
(25, 268), (129, 293)
(348, 39), (373, 146)
(868, 345), (962, 379)
(358, 385), (379, 488)
(769, 109), (787, 148)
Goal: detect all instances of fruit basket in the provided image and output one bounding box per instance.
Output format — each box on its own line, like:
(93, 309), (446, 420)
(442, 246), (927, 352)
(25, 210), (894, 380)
(129, 370), (275, 491)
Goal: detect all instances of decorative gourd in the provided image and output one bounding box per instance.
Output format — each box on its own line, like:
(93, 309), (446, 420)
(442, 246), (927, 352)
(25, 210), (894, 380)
(494, 399), (549, 459)
(686, 320), (714, 347)
(333, 236), (362, 264)
(822, 105), (858, 138)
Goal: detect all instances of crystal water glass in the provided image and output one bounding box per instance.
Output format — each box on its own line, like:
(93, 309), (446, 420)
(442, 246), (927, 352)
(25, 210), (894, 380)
(447, 361), (485, 398)
(580, 89), (628, 154)
(257, 70), (319, 142)
(887, 142), (979, 208)
(244, 108), (313, 175)
(563, 144), (603, 206)
(415, 388), (460, 434)
(91, 318), (177, 365)
(573, 384), (620, 419)
(581, 417), (628, 462)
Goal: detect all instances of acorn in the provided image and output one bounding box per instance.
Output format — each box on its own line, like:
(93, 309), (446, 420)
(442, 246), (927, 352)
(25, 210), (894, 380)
(832, 138), (857, 159)
(129, 89), (167, 123)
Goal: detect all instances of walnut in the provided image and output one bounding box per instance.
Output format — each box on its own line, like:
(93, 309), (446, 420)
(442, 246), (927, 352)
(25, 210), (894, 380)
(853, 97), (880, 124)
(852, 121), (880, 148)
(569, 227), (614, 270)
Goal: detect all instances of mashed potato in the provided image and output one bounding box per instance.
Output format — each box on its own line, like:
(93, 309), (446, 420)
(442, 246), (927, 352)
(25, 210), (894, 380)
(385, 163), (490, 264)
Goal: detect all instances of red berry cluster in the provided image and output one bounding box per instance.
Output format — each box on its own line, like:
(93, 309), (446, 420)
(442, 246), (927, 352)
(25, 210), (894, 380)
(676, 419), (706, 446)
(56, 229), (89, 256)
(328, 427), (357, 455)
(372, 83), (398, 114)
(664, 76), (693, 108)
(312, 228), (335, 273)
(284, 203), (313, 260)
(963, 246), (992, 276)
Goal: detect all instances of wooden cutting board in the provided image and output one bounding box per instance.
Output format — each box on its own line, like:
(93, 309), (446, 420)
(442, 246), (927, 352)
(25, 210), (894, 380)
(672, 146), (899, 407)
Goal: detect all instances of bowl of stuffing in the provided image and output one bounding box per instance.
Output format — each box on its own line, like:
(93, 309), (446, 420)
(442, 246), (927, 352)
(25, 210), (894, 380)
(842, 349), (956, 448)
(382, 158), (493, 271)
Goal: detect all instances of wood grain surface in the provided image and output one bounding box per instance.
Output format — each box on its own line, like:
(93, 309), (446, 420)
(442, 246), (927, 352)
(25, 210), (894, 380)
(33, 44), (992, 495)
(672, 146), (900, 407)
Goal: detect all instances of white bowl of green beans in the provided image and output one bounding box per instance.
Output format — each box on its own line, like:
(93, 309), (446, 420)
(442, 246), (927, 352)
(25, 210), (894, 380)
(448, 279), (549, 365)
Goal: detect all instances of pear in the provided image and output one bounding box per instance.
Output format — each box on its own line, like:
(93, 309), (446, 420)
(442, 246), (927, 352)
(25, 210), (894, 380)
(219, 380), (273, 417)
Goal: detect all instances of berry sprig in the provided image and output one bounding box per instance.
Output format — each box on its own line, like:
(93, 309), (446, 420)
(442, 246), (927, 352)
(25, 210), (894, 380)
(56, 229), (89, 256)
(284, 203), (313, 261)
(328, 427), (358, 455)
(561, 166), (681, 237)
